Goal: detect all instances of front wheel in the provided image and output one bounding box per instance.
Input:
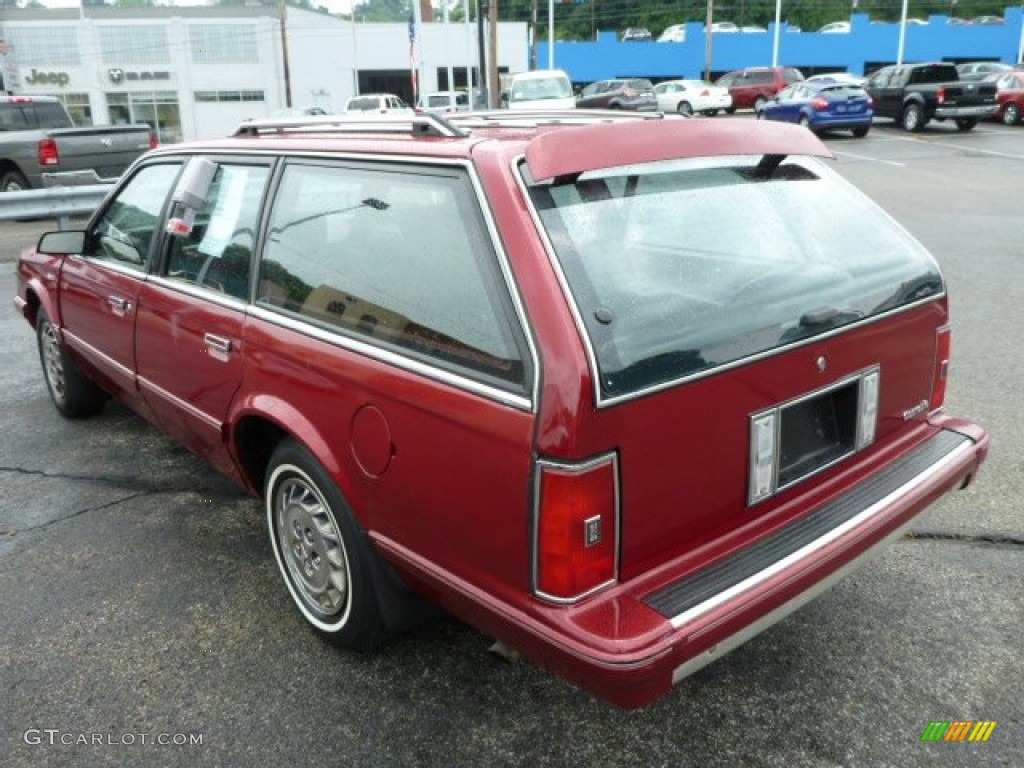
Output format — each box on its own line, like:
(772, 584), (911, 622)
(1003, 103), (1020, 125)
(36, 309), (107, 418)
(265, 440), (387, 651)
(902, 103), (926, 132)
(955, 117), (977, 132)
(753, 96), (768, 113)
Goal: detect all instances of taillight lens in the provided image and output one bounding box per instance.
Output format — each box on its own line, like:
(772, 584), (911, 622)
(867, 96), (875, 108)
(936, 87), (946, 104)
(811, 97), (829, 111)
(930, 326), (951, 411)
(38, 138), (60, 166)
(149, 130), (159, 149)
(534, 454), (618, 601)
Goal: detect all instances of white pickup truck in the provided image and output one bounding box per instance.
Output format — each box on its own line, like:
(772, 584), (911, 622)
(0, 95), (155, 192)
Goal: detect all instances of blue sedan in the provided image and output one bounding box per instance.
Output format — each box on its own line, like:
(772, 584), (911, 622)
(756, 81), (874, 136)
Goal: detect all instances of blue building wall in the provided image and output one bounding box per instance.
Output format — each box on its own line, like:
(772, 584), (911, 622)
(538, 8), (1024, 82)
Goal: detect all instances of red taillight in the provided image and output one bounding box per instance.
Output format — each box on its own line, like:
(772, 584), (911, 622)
(867, 96), (875, 108)
(936, 87), (946, 105)
(930, 326), (952, 411)
(37, 138), (60, 166)
(811, 97), (829, 110)
(148, 130), (159, 149)
(701, 89), (710, 96)
(535, 455), (618, 601)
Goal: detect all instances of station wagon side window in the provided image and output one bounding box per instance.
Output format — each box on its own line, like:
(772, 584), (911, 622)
(164, 162), (270, 300)
(257, 162), (530, 393)
(84, 163), (182, 271)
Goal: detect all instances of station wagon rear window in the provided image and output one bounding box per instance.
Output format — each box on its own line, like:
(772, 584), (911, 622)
(527, 156), (942, 398)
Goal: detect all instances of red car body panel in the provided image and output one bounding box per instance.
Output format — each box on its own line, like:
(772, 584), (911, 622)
(13, 116), (989, 708)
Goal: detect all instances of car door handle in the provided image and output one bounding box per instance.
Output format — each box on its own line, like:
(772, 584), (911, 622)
(107, 296), (131, 317)
(203, 333), (233, 360)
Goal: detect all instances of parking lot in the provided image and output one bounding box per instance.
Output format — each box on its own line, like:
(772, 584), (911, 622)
(1, 118), (1021, 767)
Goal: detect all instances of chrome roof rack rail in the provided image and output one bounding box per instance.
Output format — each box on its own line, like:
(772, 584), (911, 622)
(232, 112), (469, 139)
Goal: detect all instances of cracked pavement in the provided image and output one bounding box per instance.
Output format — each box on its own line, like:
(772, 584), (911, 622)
(2, 124), (1022, 767)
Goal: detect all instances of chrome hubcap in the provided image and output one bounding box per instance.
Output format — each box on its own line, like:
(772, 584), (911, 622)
(275, 476), (348, 618)
(41, 322), (66, 402)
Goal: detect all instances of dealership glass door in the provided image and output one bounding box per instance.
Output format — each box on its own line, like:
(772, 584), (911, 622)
(106, 90), (182, 143)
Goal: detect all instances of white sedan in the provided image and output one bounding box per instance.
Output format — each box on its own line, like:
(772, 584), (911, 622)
(654, 79), (733, 116)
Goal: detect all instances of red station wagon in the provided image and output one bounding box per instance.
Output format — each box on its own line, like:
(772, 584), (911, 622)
(14, 112), (988, 708)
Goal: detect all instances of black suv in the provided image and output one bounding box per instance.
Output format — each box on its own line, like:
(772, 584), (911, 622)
(576, 79), (659, 111)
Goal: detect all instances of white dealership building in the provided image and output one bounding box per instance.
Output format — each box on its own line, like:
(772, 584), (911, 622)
(0, 5), (528, 142)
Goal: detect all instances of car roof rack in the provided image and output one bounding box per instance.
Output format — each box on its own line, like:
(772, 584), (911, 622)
(233, 112), (469, 139)
(447, 109), (671, 129)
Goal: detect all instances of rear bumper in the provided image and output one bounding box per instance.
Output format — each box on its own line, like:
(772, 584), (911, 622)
(934, 104), (997, 119)
(813, 114), (873, 130)
(376, 422), (987, 708)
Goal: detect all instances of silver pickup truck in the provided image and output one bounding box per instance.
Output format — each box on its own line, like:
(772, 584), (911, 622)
(0, 95), (155, 192)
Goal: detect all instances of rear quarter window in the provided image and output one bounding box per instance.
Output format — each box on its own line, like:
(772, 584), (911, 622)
(257, 162), (530, 393)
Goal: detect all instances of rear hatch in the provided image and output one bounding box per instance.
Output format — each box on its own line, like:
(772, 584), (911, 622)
(820, 85), (872, 117)
(940, 81), (998, 107)
(526, 149), (946, 580)
(45, 125), (154, 179)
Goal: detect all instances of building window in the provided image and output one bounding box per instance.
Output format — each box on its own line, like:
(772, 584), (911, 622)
(190, 24), (259, 64)
(40, 92), (93, 126)
(98, 25), (170, 64)
(194, 90), (265, 104)
(107, 91), (181, 144)
(3, 28), (80, 66)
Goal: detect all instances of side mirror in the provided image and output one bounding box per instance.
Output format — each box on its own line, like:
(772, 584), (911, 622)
(37, 230), (86, 255)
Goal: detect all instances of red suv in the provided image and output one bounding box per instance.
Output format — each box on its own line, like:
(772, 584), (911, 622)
(14, 112), (988, 708)
(716, 66), (805, 111)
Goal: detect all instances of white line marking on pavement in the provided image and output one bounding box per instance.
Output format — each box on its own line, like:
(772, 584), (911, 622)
(831, 149), (906, 167)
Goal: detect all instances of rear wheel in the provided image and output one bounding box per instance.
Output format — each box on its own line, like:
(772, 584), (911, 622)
(902, 103), (926, 132)
(1, 170), (29, 193)
(36, 309), (108, 418)
(702, 109), (719, 116)
(955, 117), (977, 132)
(725, 107), (736, 114)
(265, 439), (387, 651)
(852, 125), (870, 138)
(676, 101), (693, 116)
(1003, 103), (1020, 125)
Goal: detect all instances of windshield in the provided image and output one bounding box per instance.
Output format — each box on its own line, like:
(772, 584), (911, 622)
(527, 156), (942, 398)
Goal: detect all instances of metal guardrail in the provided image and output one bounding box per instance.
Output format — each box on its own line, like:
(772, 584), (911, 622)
(0, 184), (112, 228)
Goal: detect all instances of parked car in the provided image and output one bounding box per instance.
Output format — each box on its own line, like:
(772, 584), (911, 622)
(657, 24), (687, 43)
(653, 79), (732, 115)
(344, 93), (413, 115)
(817, 21), (851, 33)
(956, 61), (1016, 82)
(740, 25), (768, 33)
(709, 21), (740, 33)
(715, 66), (805, 111)
(757, 81), (874, 136)
(864, 62), (997, 131)
(271, 106), (330, 118)
(989, 71), (1024, 124)
(621, 27), (653, 41)
(14, 110), (988, 709)
(969, 15), (1004, 24)
(576, 79), (658, 111)
(417, 90), (473, 113)
(505, 69), (576, 110)
(806, 72), (867, 87)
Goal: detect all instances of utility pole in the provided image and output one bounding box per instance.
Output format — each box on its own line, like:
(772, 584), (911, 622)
(704, 0), (714, 82)
(489, 0), (499, 107)
(477, 1), (488, 105)
(280, 0), (292, 107)
(530, 0), (538, 70)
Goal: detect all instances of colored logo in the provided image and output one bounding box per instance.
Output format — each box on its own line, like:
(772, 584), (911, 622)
(921, 721), (997, 742)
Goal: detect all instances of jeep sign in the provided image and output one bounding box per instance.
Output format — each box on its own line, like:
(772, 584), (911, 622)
(24, 69), (70, 87)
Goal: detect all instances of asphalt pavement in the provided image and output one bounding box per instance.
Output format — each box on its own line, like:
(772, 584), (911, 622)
(1, 120), (1021, 767)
